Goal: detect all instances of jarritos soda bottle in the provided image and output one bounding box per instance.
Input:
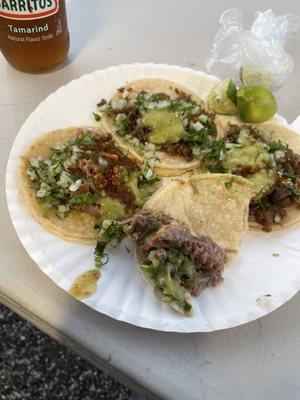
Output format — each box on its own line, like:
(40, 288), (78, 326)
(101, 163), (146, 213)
(0, 0), (69, 73)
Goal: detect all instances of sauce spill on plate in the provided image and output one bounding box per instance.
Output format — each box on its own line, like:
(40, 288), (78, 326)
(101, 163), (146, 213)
(69, 269), (100, 299)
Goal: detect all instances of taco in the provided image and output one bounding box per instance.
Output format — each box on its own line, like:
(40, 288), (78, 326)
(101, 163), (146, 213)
(96, 79), (219, 176)
(123, 174), (253, 316)
(199, 122), (300, 231)
(19, 127), (160, 243)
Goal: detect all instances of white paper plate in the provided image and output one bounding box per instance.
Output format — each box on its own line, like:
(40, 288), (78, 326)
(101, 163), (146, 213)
(6, 63), (300, 332)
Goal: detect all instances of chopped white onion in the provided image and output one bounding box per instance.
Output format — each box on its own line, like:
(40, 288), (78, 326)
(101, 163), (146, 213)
(110, 99), (126, 110)
(29, 158), (39, 168)
(58, 204), (70, 213)
(69, 179), (82, 192)
(190, 120), (204, 131)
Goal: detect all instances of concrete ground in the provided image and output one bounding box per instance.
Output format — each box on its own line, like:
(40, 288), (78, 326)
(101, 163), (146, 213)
(0, 304), (132, 400)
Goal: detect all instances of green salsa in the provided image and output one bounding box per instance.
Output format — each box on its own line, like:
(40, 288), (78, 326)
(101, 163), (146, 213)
(143, 108), (184, 144)
(223, 129), (270, 170)
(141, 249), (193, 315)
(100, 197), (126, 220)
(198, 127), (297, 203)
(248, 170), (277, 203)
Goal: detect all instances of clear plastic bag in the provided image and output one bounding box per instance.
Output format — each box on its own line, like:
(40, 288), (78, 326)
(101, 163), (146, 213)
(206, 8), (300, 91)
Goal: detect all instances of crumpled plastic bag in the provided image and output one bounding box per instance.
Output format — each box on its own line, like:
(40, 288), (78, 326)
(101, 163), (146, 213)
(206, 8), (300, 91)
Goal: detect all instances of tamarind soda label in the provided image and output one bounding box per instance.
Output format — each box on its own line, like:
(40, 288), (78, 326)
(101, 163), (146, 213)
(0, 0), (59, 20)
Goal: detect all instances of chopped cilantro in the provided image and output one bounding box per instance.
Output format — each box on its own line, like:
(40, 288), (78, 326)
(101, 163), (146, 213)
(268, 140), (289, 153)
(149, 93), (168, 102)
(166, 249), (186, 267)
(199, 138), (228, 172)
(94, 220), (125, 268)
(76, 131), (96, 144)
(138, 174), (160, 188)
(181, 127), (210, 145)
(70, 192), (101, 205)
(115, 114), (131, 137)
(168, 99), (193, 113)
(136, 92), (147, 106)
(92, 112), (101, 121)
(138, 158), (159, 188)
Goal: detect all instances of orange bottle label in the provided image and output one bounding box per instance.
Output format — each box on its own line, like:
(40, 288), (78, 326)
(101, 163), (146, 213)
(0, 0), (59, 20)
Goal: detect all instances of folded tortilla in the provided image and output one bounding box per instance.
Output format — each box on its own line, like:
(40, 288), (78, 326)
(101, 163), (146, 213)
(144, 173), (254, 258)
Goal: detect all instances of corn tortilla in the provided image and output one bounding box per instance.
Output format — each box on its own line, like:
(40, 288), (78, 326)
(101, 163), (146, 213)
(144, 173), (254, 257)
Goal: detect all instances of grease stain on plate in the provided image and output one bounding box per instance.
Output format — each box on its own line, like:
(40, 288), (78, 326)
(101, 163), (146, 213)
(69, 269), (100, 299)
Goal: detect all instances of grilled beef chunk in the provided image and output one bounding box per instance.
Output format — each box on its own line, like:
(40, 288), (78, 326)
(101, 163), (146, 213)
(249, 184), (294, 231)
(123, 210), (226, 296)
(161, 142), (194, 160)
(269, 185), (293, 206)
(74, 132), (138, 207)
(133, 126), (151, 143)
(97, 99), (107, 107)
(235, 166), (261, 177)
(174, 88), (191, 101)
(249, 202), (287, 232)
(226, 124), (242, 143)
(277, 150), (300, 176)
(123, 210), (174, 242)
(249, 182), (295, 231)
(226, 124), (266, 144)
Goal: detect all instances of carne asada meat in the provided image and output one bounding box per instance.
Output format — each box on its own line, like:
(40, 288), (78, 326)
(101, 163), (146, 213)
(74, 131), (138, 207)
(277, 149), (300, 176)
(161, 142), (194, 160)
(249, 183), (295, 231)
(249, 202), (287, 232)
(123, 210), (227, 297)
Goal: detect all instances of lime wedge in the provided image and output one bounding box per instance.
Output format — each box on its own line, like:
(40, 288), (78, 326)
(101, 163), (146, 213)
(237, 86), (277, 123)
(209, 78), (237, 115)
(240, 65), (276, 90)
